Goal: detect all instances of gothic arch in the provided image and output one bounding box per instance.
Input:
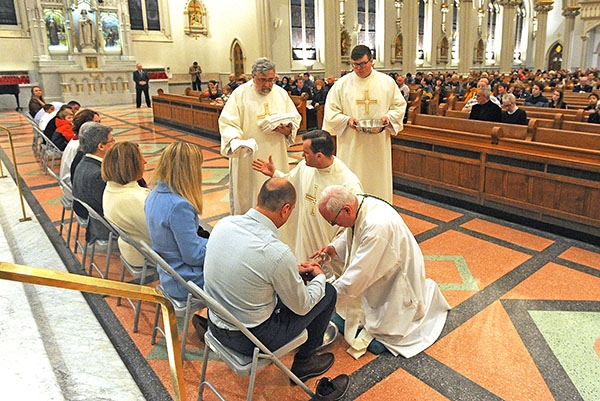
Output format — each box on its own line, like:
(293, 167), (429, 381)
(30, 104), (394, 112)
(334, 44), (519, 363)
(547, 41), (563, 71)
(230, 39), (246, 78)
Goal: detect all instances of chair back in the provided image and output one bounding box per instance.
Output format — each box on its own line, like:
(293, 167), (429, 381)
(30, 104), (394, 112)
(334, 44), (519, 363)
(73, 197), (117, 236)
(140, 240), (195, 289)
(105, 218), (154, 264)
(185, 280), (281, 357)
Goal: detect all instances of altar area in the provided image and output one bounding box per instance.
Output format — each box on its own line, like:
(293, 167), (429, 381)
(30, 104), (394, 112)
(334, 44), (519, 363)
(25, 0), (138, 106)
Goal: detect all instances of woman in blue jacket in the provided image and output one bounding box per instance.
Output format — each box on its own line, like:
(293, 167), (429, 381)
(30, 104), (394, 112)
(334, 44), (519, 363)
(145, 142), (208, 300)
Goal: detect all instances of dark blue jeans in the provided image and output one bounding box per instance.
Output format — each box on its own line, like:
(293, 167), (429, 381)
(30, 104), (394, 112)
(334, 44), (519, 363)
(210, 283), (336, 359)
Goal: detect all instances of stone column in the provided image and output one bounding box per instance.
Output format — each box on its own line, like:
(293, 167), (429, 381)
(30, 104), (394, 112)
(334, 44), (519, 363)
(457, 0), (477, 74)
(562, 6), (581, 70)
(533, 0), (553, 69)
(402, 0), (418, 74)
(323, 0), (341, 78)
(498, 0), (518, 74)
(256, 0), (272, 59)
(579, 35), (588, 69)
(26, 0), (50, 60)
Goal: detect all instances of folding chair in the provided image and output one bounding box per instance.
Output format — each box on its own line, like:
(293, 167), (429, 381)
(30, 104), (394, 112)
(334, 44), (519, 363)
(73, 197), (118, 278)
(139, 240), (206, 360)
(184, 281), (315, 401)
(104, 217), (157, 333)
(39, 131), (63, 172)
(46, 167), (75, 246)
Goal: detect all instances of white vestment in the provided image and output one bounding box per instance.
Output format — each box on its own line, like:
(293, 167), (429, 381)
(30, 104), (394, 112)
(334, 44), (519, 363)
(219, 81), (300, 215)
(274, 157), (363, 269)
(323, 70), (406, 203)
(331, 195), (450, 358)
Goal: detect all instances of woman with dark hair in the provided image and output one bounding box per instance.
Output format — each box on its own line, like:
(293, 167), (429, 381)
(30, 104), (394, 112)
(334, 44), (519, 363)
(548, 89), (568, 109)
(280, 76), (292, 92)
(29, 86), (46, 118)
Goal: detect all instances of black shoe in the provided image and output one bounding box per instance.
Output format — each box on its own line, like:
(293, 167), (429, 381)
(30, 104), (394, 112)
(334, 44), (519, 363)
(311, 374), (350, 400)
(291, 352), (334, 383)
(192, 314), (208, 342)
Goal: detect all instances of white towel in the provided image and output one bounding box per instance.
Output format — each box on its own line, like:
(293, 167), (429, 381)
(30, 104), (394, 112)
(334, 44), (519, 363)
(257, 112), (298, 135)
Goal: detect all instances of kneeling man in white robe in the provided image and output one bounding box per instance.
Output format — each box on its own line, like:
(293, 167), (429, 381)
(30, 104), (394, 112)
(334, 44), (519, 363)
(315, 185), (451, 359)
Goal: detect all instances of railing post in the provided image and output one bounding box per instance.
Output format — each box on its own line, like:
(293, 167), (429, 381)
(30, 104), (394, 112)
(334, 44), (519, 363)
(0, 125), (31, 222)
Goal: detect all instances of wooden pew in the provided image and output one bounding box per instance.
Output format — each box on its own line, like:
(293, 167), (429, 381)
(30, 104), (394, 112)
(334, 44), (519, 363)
(410, 113), (529, 141)
(532, 127), (600, 150)
(290, 94), (307, 131)
(152, 92), (223, 140)
(561, 120), (600, 134)
(393, 118), (600, 237)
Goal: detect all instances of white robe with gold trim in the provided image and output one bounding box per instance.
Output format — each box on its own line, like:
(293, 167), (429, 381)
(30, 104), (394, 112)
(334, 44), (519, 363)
(219, 81), (301, 215)
(323, 70), (406, 203)
(275, 157), (363, 269)
(331, 195), (450, 358)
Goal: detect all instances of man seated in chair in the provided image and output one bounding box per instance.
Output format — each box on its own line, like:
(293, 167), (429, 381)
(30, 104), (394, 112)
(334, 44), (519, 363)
(203, 178), (338, 383)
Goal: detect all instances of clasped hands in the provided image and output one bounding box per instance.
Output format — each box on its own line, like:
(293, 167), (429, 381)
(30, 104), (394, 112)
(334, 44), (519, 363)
(299, 245), (338, 282)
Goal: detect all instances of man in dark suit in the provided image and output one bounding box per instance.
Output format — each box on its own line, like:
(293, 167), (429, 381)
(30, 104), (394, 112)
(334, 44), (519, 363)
(133, 63), (151, 108)
(469, 87), (502, 122)
(72, 122), (115, 243)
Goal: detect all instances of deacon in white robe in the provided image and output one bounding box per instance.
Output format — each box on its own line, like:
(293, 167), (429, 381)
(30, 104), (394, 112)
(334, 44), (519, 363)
(323, 45), (406, 203)
(219, 58), (301, 215)
(317, 186), (451, 359)
(252, 130), (362, 273)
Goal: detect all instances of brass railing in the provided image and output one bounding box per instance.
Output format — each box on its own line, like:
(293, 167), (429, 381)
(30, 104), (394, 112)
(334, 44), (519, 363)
(0, 262), (186, 401)
(0, 125), (31, 222)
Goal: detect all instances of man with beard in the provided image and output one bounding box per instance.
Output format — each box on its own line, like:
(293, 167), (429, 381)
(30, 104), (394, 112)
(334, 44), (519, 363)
(219, 57), (301, 215)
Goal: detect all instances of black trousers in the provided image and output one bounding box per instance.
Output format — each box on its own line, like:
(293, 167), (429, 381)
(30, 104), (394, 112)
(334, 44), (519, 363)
(210, 283), (337, 359)
(136, 85), (151, 107)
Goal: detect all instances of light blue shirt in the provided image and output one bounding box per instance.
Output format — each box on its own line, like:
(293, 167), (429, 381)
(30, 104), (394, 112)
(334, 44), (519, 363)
(204, 208), (326, 330)
(145, 181), (207, 300)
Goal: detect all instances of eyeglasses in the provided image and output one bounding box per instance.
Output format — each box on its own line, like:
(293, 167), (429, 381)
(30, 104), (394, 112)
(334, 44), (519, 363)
(327, 206), (344, 226)
(255, 77), (276, 84)
(103, 137), (116, 144)
(352, 59), (371, 69)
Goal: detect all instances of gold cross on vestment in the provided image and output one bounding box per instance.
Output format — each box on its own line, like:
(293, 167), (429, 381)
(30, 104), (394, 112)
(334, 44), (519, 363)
(356, 90), (378, 114)
(257, 104), (271, 119)
(304, 184), (319, 215)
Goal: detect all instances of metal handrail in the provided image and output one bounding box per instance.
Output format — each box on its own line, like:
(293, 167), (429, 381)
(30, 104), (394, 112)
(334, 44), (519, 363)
(0, 262), (186, 401)
(0, 125), (31, 222)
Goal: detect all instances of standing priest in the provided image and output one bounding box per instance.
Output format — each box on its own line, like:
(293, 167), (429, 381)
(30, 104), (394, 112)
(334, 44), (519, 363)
(219, 57), (301, 215)
(323, 45), (406, 203)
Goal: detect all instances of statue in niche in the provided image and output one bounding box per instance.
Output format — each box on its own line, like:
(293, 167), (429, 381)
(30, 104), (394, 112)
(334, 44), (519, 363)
(395, 34), (403, 58)
(46, 16), (60, 45)
(341, 30), (350, 57)
(79, 9), (96, 49)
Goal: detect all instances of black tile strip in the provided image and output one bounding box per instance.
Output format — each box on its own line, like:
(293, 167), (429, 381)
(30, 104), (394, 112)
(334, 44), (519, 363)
(347, 352), (504, 401)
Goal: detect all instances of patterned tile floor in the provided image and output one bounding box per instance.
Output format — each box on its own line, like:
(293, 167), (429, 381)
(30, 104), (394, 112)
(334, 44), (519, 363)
(1, 105), (599, 401)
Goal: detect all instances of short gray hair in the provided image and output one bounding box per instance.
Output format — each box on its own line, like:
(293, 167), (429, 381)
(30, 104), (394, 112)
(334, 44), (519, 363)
(78, 122), (112, 154)
(318, 185), (356, 214)
(502, 93), (516, 105)
(252, 58), (276, 77)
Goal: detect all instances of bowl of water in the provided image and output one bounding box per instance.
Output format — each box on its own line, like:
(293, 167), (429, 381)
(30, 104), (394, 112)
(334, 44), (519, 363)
(356, 119), (387, 134)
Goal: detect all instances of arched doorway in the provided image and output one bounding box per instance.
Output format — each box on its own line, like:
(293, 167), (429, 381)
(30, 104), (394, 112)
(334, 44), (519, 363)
(547, 42), (562, 71)
(231, 40), (244, 78)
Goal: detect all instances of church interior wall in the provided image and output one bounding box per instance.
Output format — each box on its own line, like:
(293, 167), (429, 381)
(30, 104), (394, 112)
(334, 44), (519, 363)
(3, 0), (600, 111)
